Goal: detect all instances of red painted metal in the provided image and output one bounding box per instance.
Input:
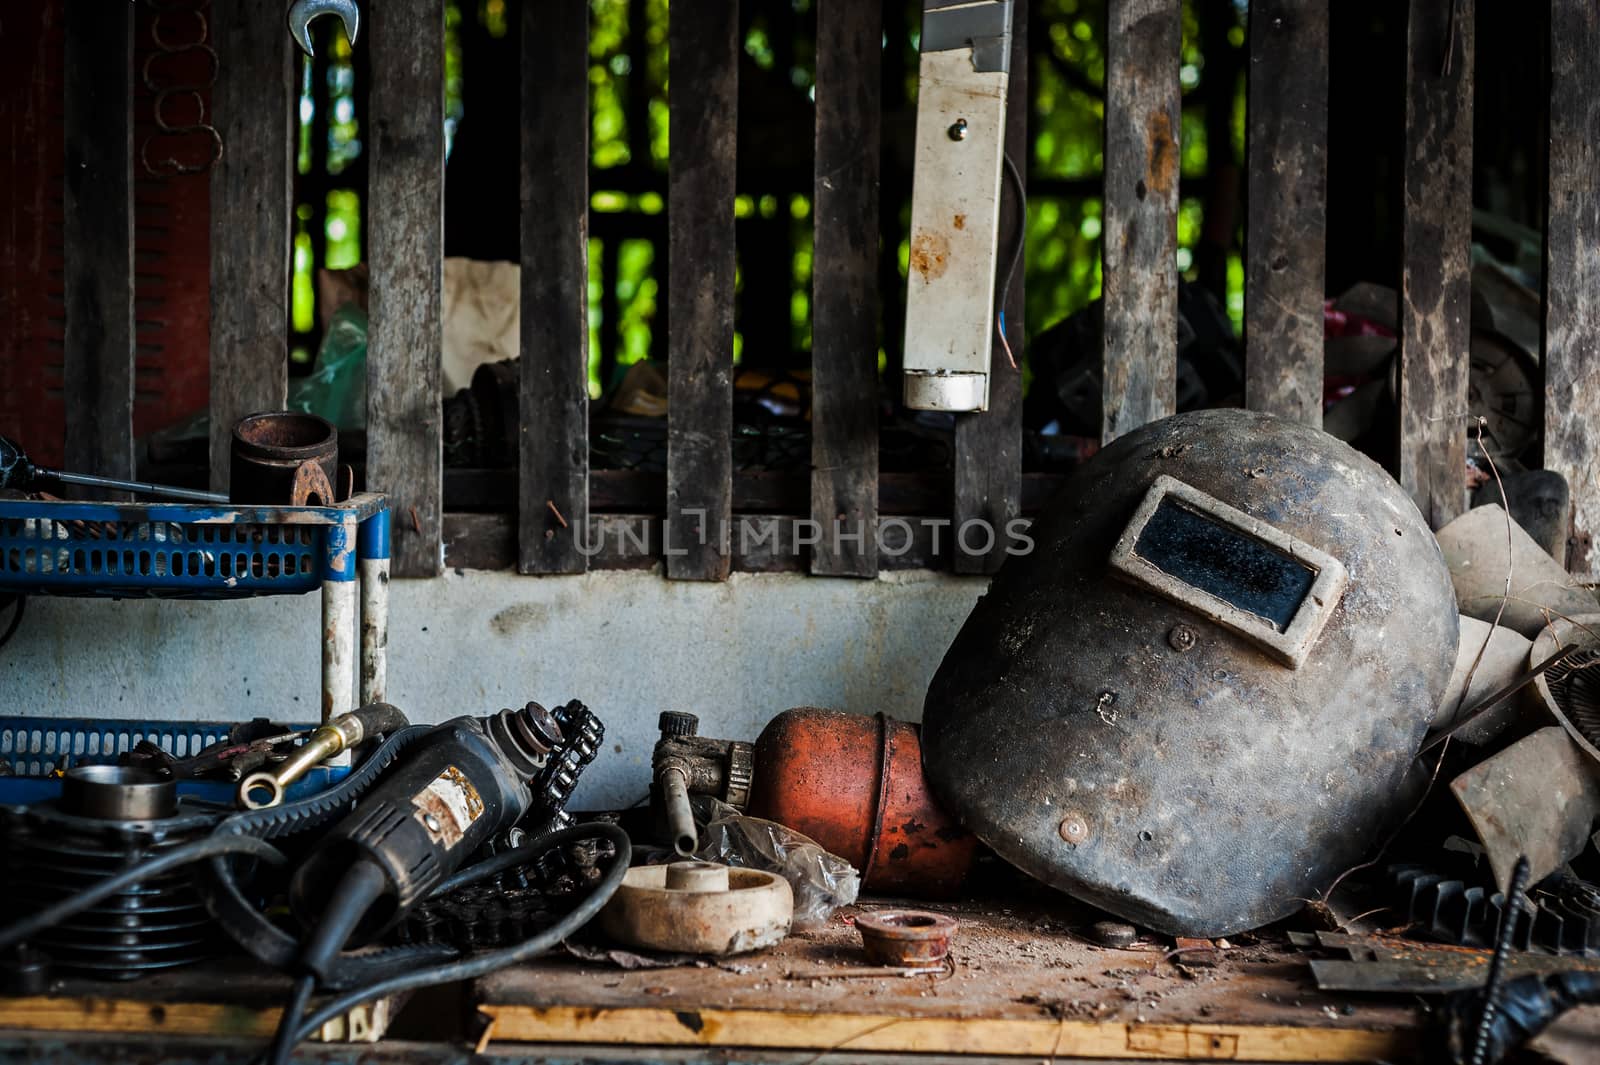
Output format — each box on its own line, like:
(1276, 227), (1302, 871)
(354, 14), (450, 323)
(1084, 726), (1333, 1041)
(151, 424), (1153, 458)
(748, 706), (977, 898)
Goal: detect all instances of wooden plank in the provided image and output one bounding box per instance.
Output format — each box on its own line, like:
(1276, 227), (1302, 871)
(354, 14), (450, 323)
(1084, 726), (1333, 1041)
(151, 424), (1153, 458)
(207, 0), (292, 493)
(809, 0), (882, 578)
(665, 0), (739, 581)
(953, 0), (1027, 575)
(1243, 0), (1329, 427)
(0, 997), (278, 1039)
(519, 0), (591, 574)
(1101, 0), (1182, 444)
(480, 1005), (1410, 1061)
(1545, 0), (1600, 574)
(1398, 0), (1474, 531)
(62, 0), (134, 491)
(367, 0), (446, 576)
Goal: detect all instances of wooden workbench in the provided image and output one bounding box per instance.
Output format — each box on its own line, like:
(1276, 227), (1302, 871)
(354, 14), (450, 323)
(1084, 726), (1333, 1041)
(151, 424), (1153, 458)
(475, 900), (1422, 1061)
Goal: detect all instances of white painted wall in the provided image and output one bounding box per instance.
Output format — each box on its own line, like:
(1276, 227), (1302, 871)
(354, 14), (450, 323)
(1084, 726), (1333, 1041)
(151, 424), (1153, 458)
(0, 569), (987, 808)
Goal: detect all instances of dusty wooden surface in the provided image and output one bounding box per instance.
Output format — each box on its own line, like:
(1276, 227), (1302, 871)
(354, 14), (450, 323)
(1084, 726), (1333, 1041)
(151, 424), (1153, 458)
(666, 0), (740, 582)
(1545, 0), (1600, 575)
(478, 901), (1418, 1058)
(1243, 0), (1328, 427)
(1101, 0), (1180, 444)
(519, 0), (591, 575)
(953, 2), (1026, 576)
(809, 0), (881, 579)
(1398, 0), (1474, 530)
(367, 0), (446, 576)
(63, 0), (135, 492)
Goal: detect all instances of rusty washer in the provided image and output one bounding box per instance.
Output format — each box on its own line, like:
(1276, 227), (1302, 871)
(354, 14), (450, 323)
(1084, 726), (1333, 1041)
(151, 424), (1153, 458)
(855, 910), (958, 969)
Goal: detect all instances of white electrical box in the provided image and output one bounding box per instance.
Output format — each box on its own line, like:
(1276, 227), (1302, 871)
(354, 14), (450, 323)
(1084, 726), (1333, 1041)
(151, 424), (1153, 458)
(901, 0), (1013, 413)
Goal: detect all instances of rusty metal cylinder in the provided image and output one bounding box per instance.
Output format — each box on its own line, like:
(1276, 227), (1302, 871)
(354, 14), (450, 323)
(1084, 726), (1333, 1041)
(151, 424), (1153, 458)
(230, 411), (338, 505)
(747, 707), (976, 898)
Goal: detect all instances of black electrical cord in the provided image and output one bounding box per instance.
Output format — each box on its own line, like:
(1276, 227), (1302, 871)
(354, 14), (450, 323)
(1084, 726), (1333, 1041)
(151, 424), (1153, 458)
(0, 834), (287, 953)
(267, 822), (632, 1061)
(0, 593), (23, 652)
(265, 860), (389, 1065)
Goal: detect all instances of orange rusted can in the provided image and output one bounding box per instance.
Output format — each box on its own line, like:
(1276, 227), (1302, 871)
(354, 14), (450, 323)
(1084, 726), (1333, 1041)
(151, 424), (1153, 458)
(747, 707), (977, 898)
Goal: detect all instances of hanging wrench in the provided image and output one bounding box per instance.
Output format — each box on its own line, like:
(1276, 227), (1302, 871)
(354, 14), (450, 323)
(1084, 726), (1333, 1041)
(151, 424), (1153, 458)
(287, 0), (360, 58)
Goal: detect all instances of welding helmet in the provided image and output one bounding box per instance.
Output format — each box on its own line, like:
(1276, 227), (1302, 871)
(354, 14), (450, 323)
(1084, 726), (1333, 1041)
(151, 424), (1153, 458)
(921, 409), (1458, 936)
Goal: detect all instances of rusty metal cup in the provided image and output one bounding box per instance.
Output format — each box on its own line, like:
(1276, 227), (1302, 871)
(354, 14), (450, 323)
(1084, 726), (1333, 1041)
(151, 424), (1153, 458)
(230, 411), (338, 506)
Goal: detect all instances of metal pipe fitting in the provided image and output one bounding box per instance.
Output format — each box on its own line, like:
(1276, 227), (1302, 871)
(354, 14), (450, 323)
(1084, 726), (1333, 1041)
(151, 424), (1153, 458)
(657, 764), (697, 857)
(238, 712), (365, 810)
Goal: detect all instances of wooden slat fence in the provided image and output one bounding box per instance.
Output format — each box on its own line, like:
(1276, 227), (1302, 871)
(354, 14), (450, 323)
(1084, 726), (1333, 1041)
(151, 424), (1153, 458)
(53, 1), (1600, 582)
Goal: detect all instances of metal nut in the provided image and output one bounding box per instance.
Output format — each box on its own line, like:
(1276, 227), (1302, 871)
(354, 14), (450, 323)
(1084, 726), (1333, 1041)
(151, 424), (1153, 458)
(1059, 814), (1090, 844)
(1168, 624), (1197, 651)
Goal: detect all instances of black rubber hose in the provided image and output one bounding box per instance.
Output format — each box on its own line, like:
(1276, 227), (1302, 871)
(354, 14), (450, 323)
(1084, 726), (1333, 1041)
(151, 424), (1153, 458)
(349, 702), (410, 736)
(266, 859), (389, 1065)
(0, 834), (287, 953)
(278, 822), (631, 1054)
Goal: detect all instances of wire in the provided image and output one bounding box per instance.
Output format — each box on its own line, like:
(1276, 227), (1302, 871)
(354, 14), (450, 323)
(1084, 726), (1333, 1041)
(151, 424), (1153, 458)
(995, 151), (1028, 371)
(0, 594), (23, 652)
(274, 822), (632, 1058)
(266, 860), (389, 1065)
(0, 834), (287, 953)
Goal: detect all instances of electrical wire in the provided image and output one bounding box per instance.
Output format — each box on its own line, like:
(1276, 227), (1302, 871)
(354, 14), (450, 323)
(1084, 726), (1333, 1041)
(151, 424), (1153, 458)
(995, 151), (1028, 370)
(266, 860), (390, 1065)
(0, 594), (23, 652)
(0, 834), (287, 953)
(272, 822), (632, 1058)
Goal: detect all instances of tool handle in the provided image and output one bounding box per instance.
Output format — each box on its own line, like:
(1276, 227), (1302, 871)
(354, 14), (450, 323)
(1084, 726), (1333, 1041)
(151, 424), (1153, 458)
(52, 470), (229, 504)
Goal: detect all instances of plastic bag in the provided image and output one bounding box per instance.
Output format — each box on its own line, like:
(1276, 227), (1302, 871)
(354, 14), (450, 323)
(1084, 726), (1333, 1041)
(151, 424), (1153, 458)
(691, 796), (860, 930)
(288, 304), (368, 431)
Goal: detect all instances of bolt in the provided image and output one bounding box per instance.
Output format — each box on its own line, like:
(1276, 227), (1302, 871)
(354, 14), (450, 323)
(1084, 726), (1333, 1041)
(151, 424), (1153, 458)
(1059, 814), (1090, 844)
(1168, 624), (1197, 651)
(948, 118), (968, 141)
(423, 813), (442, 833)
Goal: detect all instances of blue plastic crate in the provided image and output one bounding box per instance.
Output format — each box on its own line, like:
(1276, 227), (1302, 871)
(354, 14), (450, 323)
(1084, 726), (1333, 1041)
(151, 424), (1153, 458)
(0, 716), (346, 807)
(0, 495), (385, 599)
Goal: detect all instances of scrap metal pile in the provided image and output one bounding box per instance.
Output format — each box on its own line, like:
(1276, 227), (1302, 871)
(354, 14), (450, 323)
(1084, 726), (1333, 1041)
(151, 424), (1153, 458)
(6, 401), (1600, 1065)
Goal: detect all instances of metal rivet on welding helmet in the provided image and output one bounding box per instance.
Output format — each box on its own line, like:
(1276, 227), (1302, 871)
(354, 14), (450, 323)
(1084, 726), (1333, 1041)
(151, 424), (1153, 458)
(920, 409), (1459, 937)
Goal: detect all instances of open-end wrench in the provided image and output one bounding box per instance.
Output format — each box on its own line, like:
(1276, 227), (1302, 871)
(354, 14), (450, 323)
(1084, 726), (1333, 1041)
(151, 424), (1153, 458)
(287, 0), (360, 58)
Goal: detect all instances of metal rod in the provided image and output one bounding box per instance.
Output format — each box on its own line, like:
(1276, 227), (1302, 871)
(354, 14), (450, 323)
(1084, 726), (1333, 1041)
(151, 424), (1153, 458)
(47, 470), (229, 504)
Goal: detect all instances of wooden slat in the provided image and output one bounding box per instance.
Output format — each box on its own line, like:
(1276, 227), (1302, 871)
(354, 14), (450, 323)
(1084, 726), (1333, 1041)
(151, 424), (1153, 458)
(810, 0), (882, 578)
(1101, 0), (1181, 444)
(479, 1004), (1411, 1061)
(519, 1), (591, 574)
(367, 0), (446, 576)
(665, 0), (739, 581)
(1243, 0), (1329, 426)
(1397, 0), (1474, 530)
(207, 1), (292, 493)
(62, 0), (134, 491)
(953, 0), (1028, 576)
(1545, 0), (1600, 574)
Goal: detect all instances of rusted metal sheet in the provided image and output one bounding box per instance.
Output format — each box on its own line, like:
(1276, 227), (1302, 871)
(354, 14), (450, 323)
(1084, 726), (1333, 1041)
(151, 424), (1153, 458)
(1450, 726), (1600, 893)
